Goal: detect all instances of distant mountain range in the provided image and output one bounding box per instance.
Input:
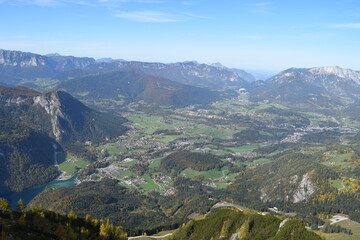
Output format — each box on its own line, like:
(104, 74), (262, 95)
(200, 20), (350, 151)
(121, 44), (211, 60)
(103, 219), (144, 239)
(0, 49), (251, 89)
(0, 49), (95, 84)
(81, 60), (249, 88)
(2, 48), (360, 111)
(250, 66), (360, 109)
(2, 48), (360, 120)
(271, 66), (360, 97)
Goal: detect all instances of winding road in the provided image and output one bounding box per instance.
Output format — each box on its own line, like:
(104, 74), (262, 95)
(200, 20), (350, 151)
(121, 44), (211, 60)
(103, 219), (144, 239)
(128, 233), (173, 239)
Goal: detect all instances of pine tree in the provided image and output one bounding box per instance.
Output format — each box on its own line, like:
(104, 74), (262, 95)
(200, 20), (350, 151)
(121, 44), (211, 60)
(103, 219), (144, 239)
(68, 210), (77, 220)
(16, 199), (26, 213)
(85, 214), (92, 223)
(0, 199), (10, 212)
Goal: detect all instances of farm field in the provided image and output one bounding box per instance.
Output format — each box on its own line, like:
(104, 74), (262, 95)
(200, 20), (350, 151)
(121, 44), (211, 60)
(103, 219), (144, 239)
(57, 153), (88, 176)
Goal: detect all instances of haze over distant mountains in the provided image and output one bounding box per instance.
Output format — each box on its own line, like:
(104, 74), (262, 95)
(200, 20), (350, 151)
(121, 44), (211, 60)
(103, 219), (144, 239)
(2, 49), (360, 110)
(58, 71), (223, 108)
(0, 49), (250, 88)
(249, 66), (360, 111)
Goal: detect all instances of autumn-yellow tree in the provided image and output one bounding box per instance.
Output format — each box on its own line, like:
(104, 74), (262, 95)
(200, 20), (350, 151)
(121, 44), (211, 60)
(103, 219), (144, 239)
(0, 198), (10, 212)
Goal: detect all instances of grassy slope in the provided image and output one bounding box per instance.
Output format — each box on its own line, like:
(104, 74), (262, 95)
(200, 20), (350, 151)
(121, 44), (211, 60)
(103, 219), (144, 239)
(320, 220), (360, 240)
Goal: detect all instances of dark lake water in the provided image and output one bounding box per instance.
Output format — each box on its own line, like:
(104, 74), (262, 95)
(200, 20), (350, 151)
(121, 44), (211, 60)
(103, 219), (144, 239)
(1, 175), (76, 210)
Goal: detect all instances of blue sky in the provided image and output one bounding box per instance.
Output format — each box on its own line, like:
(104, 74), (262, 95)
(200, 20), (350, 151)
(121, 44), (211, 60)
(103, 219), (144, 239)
(0, 0), (360, 71)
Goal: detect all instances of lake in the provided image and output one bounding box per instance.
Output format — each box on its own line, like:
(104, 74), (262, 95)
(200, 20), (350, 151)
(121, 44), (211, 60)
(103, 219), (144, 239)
(1, 175), (76, 210)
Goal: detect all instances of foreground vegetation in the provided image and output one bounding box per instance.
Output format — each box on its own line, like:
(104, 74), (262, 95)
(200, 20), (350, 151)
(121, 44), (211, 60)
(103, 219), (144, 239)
(0, 198), (327, 240)
(171, 208), (322, 240)
(0, 198), (127, 240)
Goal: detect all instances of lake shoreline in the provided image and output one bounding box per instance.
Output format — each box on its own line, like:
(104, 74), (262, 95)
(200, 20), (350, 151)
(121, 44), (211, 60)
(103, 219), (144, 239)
(1, 174), (77, 210)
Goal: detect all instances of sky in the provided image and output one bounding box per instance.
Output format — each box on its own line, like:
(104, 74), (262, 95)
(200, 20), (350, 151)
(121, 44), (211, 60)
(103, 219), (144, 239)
(0, 0), (360, 71)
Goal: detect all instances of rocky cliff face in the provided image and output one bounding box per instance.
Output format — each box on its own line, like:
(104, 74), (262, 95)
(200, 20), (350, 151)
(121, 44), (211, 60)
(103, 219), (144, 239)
(0, 49), (57, 83)
(292, 173), (316, 203)
(0, 49), (95, 85)
(309, 66), (360, 84)
(33, 92), (67, 141)
(260, 172), (316, 203)
(0, 49), (49, 67)
(0, 86), (127, 146)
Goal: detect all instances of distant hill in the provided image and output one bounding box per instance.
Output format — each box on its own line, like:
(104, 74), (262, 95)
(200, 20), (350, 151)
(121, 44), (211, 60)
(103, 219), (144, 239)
(160, 150), (226, 175)
(58, 71), (222, 107)
(30, 178), (215, 235)
(251, 78), (343, 108)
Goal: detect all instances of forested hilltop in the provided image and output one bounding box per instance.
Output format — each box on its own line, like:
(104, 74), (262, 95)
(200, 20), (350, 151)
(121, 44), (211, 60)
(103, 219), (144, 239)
(171, 208), (323, 240)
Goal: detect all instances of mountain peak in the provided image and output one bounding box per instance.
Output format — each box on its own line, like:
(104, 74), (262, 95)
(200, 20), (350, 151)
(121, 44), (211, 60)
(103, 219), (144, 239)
(210, 62), (226, 69)
(309, 66), (360, 80)
(45, 53), (61, 57)
(181, 60), (199, 65)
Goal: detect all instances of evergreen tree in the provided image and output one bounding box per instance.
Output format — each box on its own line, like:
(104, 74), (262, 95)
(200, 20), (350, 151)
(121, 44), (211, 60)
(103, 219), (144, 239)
(68, 210), (77, 220)
(0, 199), (10, 212)
(16, 199), (26, 213)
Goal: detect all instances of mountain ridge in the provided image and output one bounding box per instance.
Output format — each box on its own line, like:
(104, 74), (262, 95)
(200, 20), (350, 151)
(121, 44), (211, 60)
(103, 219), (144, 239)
(0, 49), (250, 89)
(270, 66), (360, 97)
(57, 71), (224, 108)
